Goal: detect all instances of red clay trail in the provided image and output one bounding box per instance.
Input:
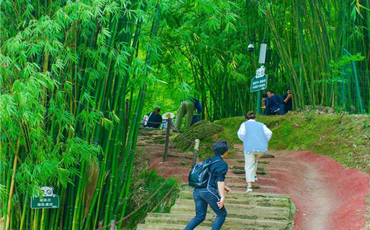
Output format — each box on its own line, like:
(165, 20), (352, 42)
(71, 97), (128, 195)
(250, 147), (370, 230)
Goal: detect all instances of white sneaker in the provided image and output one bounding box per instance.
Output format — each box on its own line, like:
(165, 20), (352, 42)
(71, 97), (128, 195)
(246, 187), (253, 192)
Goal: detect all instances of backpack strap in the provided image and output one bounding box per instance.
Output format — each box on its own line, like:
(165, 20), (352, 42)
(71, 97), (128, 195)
(207, 159), (222, 176)
(206, 159), (223, 200)
(210, 159), (221, 165)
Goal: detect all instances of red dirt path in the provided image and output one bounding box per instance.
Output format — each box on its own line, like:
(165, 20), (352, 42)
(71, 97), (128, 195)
(256, 148), (370, 230)
(144, 143), (370, 229)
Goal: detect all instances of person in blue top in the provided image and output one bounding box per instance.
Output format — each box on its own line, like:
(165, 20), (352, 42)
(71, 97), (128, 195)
(281, 87), (293, 113)
(185, 141), (231, 230)
(175, 97), (202, 131)
(237, 111), (272, 192)
(145, 107), (162, 128)
(266, 90), (281, 115)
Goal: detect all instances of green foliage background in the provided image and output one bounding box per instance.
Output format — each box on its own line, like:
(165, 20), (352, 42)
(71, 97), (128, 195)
(0, 0), (369, 229)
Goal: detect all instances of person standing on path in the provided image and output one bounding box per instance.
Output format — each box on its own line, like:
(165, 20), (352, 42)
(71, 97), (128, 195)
(185, 141), (231, 230)
(175, 97), (202, 131)
(237, 112), (272, 192)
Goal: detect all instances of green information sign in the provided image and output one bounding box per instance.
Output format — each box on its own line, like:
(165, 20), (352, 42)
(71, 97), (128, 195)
(250, 74), (268, 92)
(250, 65), (268, 92)
(31, 195), (59, 209)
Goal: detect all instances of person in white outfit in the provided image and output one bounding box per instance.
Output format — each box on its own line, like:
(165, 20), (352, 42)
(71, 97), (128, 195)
(237, 111), (272, 192)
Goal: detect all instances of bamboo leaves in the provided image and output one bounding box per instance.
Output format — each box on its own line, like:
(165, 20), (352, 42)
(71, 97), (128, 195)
(1, 0), (165, 229)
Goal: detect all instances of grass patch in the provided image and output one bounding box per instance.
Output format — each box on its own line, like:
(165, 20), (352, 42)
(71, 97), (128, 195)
(288, 199), (296, 230)
(216, 114), (370, 173)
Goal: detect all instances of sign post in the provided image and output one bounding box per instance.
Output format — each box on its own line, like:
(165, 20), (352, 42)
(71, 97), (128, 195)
(31, 186), (60, 209)
(250, 65), (268, 114)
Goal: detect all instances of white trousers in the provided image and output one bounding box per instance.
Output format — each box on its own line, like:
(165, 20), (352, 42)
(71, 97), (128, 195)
(244, 152), (265, 182)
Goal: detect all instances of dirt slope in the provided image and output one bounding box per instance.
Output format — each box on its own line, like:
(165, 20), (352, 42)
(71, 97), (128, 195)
(242, 146), (370, 230)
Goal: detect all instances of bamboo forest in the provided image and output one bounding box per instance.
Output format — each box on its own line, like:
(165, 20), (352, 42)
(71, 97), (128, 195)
(1, 0), (369, 229)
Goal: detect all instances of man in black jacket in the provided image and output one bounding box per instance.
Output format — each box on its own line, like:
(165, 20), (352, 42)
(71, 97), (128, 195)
(185, 141), (231, 230)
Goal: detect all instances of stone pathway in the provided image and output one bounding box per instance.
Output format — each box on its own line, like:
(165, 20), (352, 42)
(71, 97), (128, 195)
(136, 132), (294, 229)
(136, 131), (370, 229)
(137, 188), (292, 230)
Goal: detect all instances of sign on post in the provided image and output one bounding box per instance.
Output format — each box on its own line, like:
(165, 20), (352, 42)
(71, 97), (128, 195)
(259, 43), (267, 64)
(250, 66), (268, 92)
(31, 186), (60, 209)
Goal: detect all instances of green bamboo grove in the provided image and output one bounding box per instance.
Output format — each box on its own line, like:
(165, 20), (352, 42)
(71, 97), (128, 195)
(1, 0), (163, 229)
(1, 0), (370, 229)
(143, 0), (369, 120)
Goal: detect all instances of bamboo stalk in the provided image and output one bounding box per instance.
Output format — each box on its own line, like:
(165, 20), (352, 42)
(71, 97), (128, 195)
(5, 137), (20, 230)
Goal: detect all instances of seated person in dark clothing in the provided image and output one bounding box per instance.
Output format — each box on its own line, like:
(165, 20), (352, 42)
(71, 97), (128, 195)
(266, 90), (281, 115)
(261, 93), (268, 115)
(281, 87), (292, 113)
(145, 107), (162, 128)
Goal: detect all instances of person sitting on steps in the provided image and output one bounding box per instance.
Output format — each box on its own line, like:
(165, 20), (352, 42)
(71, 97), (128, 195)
(145, 107), (162, 128)
(266, 90), (281, 115)
(281, 87), (293, 114)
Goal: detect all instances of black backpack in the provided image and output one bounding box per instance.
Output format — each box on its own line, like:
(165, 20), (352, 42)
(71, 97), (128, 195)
(188, 159), (221, 188)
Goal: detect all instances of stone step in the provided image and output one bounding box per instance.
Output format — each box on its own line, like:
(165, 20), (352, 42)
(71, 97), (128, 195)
(178, 189), (290, 206)
(175, 194), (290, 208)
(171, 200), (290, 220)
(226, 175), (276, 182)
(232, 169), (268, 175)
(142, 213), (290, 229)
(136, 223), (265, 230)
(173, 197), (289, 208)
(177, 195), (291, 209)
(227, 159), (270, 164)
(136, 224), (211, 230)
(229, 165), (266, 171)
(231, 154), (275, 159)
(223, 183), (260, 189)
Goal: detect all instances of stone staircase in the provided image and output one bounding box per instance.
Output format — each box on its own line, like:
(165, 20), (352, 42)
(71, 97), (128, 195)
(137, 186), (293, 230)
(137, 131), (295, 230)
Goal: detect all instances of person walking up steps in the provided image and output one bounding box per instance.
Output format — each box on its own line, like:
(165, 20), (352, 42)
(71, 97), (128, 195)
(184, 141), (231, 230)
(237, 112), (272, 192)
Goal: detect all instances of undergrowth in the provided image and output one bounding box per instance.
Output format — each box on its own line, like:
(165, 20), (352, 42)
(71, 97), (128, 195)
(122, 148), (179, 229)
(172, 120), (234, 160)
